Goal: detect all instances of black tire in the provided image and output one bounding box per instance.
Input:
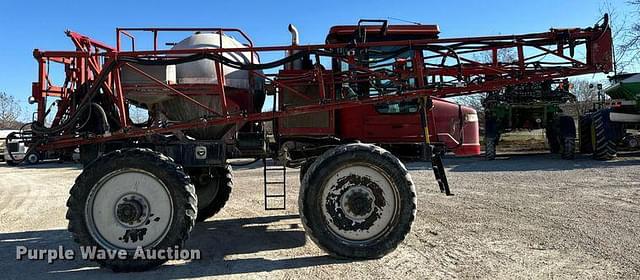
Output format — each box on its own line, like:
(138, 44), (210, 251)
(579, 113), (593, 154)
(194, 165), (233, 222)
(299, 158), (315, 183)
(299, 143), (416, 259)
(25, 152), (40, 165)
(561, 137), (576, 159)
(557, 115), (576, 160)
(626, 136), (640, 148)
(591, 110), (617, 160)
(485, 137), (497, 160)
(6, 160), (17, 166)
(484, 117), (499, 160)
(546, 124), (560, 154)
(66, 148), (197, 272)
(79, 144), (102, 167)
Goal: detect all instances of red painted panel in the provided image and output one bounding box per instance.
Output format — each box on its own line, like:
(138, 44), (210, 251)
(337, 97), (480, 156)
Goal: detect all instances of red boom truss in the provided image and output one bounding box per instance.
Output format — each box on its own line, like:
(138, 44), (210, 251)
(29, 16), (613, 150)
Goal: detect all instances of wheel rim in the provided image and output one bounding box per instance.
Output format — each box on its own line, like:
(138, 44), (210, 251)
(27, 153), (38, 164)
(320, 164), (399, 243)
(85, 169), (174, 250)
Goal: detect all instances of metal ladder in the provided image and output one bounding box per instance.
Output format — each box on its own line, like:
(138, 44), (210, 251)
(262, 158), (287, 210)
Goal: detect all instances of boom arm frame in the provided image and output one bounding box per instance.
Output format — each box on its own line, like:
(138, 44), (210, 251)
(28, 15), (613, 151)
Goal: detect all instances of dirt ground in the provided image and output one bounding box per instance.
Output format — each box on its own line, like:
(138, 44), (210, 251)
(0, 151), (639, 279)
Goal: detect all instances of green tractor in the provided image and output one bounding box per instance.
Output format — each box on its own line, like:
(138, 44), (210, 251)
(580, 73), (640, 160)
(484, 80), (577, 160)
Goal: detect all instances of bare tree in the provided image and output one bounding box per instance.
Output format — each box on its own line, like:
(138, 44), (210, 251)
(455, 93), (485, 112)
(453, 48), (518, 113)
(570, 80), (601, 116)
(0, 92), (22, 129)
(619, 0), (640, 70)
(601, 0), (640, 73)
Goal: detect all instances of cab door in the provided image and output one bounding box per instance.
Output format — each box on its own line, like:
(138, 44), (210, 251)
(362, 101), (423, 142)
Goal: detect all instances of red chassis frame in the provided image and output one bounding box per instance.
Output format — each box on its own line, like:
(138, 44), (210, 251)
(29, 16), (613, 151)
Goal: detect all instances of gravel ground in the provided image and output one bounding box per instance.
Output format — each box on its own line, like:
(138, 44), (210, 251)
(0, 152), (638, 279)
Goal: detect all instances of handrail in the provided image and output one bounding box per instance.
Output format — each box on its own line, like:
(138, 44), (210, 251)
(115, 27), (255, 52)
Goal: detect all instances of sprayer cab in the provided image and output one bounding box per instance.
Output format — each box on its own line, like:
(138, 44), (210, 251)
(276, 20), (479, 158)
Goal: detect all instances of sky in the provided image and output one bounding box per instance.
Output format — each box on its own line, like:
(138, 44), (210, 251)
(0, 0), (635, 118)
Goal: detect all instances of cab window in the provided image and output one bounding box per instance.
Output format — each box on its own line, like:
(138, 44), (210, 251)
(375, 100), (419, 114)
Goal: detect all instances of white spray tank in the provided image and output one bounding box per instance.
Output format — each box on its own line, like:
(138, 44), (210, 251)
(122, 32), (264, 140)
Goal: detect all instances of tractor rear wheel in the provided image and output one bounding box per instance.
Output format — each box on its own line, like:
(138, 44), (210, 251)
(66, 148), (197, 272)
(591, 110), (617, 160)
(299, 143), (416, 259)
(193, 165), (233, 222)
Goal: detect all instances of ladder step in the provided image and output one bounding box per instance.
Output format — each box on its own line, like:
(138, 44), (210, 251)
(262, 158), (287, 210)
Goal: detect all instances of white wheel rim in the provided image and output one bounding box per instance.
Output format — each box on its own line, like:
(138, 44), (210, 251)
(27, 154), (38, 163)
(320, 164), (398, 242)
(85, 169), (173, 250)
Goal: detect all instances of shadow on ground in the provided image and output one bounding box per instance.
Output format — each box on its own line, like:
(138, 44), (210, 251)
(404, 151), (640, 172)
(0, 214), (348, 279)
(6, 161), (83, 170)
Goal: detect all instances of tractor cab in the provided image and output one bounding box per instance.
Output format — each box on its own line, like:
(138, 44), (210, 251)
(326, 21), (440, 98)
(323, 20), (480, 157)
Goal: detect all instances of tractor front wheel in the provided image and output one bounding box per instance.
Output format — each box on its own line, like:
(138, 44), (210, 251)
(66, 148), (197, 272)
(299, 143), (416, 259)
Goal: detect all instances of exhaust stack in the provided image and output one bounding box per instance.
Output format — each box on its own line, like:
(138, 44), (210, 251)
(288, 24), (299, 45)
(285, 24), (303, 70)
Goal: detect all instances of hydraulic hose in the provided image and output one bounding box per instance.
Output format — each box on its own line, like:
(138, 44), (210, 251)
(28, 43), (464, 138)
(30, 59), (119, 135)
